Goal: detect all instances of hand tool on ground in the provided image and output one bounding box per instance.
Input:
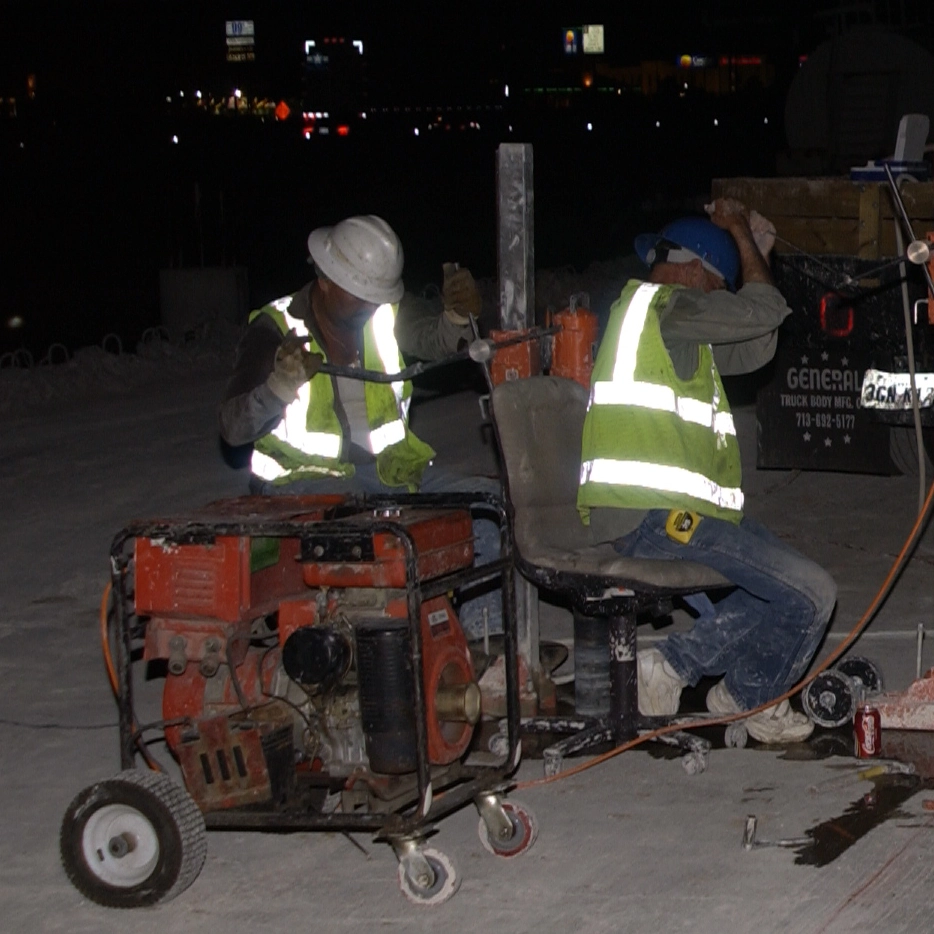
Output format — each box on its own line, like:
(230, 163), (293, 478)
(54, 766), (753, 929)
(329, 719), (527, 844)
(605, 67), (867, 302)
(742, 815), (810, 850)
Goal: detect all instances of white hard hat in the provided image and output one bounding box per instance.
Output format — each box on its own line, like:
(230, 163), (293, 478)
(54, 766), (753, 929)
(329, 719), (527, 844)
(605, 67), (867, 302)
(307, 215), (405, 304)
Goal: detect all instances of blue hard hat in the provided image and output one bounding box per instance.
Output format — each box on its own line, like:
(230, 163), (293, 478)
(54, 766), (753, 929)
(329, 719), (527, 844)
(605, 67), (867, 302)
(635, 217), (740, 291)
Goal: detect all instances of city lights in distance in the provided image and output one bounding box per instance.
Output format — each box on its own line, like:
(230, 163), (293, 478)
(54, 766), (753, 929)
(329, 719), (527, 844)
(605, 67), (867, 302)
(171, 135), (179, 144)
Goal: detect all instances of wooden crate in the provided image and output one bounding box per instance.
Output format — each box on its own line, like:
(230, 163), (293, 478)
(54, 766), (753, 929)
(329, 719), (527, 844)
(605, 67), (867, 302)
(711, 176), (934, 259)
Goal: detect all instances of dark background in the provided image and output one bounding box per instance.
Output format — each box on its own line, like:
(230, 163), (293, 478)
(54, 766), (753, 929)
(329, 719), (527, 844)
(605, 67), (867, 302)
(0, 1), (925, 358)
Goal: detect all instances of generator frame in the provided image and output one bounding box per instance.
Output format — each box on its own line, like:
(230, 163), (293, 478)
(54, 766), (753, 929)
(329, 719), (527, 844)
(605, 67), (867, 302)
(107, 491), (523, 850)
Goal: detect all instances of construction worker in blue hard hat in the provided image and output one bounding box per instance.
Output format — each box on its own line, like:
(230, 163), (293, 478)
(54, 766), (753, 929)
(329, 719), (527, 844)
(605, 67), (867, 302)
(578, 197), (837, 744)
(219, 214), (500, 639)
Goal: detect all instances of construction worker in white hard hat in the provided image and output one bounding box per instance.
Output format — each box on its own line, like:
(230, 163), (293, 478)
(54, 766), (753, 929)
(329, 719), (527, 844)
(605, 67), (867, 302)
(219, 214), (500, 637)
(220, 214), (483, 492)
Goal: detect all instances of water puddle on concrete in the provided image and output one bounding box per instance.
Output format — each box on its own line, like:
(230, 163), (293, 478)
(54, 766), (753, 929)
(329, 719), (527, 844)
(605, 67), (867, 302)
(769, 727), (934, 865)
(792, 771), (926, 866)
(522, 678), (934, 866)
(563, 697), (934, 866)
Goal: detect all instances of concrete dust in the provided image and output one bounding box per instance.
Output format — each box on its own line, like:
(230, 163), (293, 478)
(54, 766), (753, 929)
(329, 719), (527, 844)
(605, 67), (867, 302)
(1, 328), (934, 933)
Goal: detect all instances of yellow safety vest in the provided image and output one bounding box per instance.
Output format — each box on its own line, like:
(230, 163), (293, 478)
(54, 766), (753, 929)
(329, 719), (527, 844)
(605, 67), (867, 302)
(578, 280), (744, 523)
(251, 295), (435, 491)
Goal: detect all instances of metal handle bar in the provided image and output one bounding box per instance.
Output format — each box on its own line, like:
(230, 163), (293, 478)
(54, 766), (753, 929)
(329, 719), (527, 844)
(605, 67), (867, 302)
(310, 327), (558, 382)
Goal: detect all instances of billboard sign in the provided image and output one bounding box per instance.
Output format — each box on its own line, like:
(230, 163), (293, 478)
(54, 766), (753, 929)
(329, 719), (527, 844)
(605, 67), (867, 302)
(582, 25), (604, 54)
(565, 25), (604, 54)
(226, 20), (255, 62)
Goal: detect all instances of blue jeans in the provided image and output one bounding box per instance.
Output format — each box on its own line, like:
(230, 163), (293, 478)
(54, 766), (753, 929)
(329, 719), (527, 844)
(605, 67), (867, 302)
(615, 511), (837, 709)
(255, 464), (503, 640)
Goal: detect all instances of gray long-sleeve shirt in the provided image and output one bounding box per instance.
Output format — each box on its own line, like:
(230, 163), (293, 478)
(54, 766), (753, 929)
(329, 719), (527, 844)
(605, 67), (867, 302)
(218, 282), (471, 449)
(659, 281), (791, 380)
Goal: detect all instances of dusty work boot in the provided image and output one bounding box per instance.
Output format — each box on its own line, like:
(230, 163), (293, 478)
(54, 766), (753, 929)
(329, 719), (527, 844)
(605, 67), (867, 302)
(706, 680), (814, 744)
(637, 647), (687, 716)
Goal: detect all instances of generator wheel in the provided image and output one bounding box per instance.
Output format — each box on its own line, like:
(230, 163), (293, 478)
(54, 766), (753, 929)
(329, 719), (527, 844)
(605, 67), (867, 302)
(681, 749), (709, 776)
(801, 670), (858, 729)
(724, 722), (748, 749)
(835, 656), (884, 696)
(60, 769), (206, 908)
(397, 847), (460, 906)
(478, 801), (538, 859)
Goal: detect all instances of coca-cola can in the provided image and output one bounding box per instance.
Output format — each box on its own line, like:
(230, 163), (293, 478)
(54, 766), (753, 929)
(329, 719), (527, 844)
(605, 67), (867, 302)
(854, 705), (882, 758)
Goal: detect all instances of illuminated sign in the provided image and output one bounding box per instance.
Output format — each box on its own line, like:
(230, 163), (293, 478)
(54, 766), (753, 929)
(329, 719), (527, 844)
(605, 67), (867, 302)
(226, 20), (255, 63)
(678, 55), (715, 68)
(226, 20), (254, 38)
(565, 25), (605, 54)
(719, 55), (763, 66)
(582, 25), (604, 54)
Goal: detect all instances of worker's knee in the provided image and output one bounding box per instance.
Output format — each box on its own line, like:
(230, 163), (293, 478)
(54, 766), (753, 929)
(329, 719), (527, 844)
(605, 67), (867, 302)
(804, 564), (837, 624)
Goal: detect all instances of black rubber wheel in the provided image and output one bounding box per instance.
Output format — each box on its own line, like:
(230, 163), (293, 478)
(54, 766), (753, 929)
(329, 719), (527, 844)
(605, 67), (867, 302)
(60, 769), (206, 908)
(835, 656), (884, 695)
(801, 670), (857, 729)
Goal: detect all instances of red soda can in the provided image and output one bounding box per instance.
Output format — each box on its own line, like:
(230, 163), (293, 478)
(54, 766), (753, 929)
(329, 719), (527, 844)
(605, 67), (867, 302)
(854, 705), (882, 758)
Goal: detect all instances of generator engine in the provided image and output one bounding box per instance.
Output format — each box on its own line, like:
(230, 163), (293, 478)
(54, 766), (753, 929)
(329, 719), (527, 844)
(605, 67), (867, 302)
(134, 500), (482, 813)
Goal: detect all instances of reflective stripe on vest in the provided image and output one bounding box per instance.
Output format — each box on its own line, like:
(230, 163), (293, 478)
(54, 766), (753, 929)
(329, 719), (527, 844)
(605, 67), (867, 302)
(579, 458), (744, 513)
(266, 306), (343, 463)
(366, 303), (407, 453)
(591, 283), (736, 441)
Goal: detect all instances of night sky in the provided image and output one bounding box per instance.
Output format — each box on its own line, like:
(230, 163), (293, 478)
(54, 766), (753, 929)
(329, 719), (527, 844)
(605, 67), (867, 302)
(0, 1), (923, 357)
(0, 1), (830, 103)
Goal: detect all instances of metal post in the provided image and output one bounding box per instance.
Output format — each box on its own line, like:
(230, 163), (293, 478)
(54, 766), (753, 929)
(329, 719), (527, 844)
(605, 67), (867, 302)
(496, 142), (541, 684)
(496, 143), (535, 331)
(608, 612), (638, 743)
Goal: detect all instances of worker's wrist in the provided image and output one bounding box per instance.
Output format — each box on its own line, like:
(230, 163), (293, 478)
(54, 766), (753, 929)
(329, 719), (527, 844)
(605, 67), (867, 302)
(444, 307), (471, 327)
(265, 372), (301, 403)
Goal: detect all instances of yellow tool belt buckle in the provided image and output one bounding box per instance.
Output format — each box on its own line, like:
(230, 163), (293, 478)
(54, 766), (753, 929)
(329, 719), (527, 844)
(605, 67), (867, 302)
(665, 509), (702, 544)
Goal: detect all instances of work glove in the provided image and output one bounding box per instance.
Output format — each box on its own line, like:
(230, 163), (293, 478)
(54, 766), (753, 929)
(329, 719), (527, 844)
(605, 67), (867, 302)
(265, 330), (323, 403)
(442, 263), (482, 326)
(705, 199), (776, 259)
(747, 209), (777, 259)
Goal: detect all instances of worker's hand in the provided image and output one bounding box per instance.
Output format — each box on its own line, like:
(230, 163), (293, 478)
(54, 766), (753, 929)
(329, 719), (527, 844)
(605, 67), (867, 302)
(704, 197), (749, 229)
(265, 330), (323, 402)
(705, 198), (776, 259)
(747, 209), (777, 259)
(442, 263), (482, 326)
